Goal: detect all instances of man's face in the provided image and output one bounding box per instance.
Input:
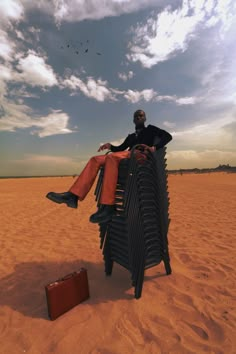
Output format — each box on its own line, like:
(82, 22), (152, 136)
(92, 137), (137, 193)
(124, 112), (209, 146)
(133, 111), (146, 127)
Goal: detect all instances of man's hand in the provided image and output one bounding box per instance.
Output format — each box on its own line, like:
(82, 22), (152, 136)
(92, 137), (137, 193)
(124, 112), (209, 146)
(97, 143), (111, 152)
(146, 146), (156, 153)
(137, 145), (156, 153)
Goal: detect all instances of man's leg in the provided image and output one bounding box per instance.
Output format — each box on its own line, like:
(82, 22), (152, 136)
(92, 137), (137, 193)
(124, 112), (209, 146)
(46, 155), (106, 208)
(69, 155), (106, 200)
(100, 151), (130, 204)
(90, 151), (130, 222)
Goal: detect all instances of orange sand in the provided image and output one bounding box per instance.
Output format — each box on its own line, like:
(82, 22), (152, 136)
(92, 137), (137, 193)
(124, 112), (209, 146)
(0, 172), (235, 354)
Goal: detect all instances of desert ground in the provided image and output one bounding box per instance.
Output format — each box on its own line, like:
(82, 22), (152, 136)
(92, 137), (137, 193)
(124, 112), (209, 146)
(0, 172), (235, 354)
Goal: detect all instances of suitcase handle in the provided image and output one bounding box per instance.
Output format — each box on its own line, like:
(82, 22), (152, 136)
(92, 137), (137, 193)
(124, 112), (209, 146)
(47, 268), (87, 286)
(60, 268), (86, 281)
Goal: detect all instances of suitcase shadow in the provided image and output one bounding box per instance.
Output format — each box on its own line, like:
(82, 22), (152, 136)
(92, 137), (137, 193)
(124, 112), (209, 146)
(0, 260), (135, 320)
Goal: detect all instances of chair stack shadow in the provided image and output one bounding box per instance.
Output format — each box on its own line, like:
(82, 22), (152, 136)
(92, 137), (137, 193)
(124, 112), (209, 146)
(94, 144), (172, 299)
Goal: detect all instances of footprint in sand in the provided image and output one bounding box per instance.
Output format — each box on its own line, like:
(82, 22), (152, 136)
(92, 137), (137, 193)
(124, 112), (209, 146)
(115, 313), (145, 346)
(195, 272), (209, 279)
(222, 310), (229, 321)
(174, 292), (197, 311)
(178, 253), (192, 263)
(193, 265), (210, 272)
(185, 322), (209, 340)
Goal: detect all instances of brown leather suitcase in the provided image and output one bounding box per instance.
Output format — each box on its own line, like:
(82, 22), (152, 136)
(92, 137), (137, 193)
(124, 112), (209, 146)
(45, 268), (89, 320)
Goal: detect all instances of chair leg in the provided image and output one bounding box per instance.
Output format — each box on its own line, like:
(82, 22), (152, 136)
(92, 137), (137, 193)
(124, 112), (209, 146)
(134, 267), (145, 299)
(103, 238), (114, 276)
(163, 257), (172, 275)
(105, 258), (113, 276)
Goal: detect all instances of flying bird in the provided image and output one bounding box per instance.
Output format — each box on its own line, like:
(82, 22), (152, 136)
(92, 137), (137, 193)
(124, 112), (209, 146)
(60, 39), (103, 57)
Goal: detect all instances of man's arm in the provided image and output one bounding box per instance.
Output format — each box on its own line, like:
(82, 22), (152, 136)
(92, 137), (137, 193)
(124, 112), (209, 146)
(152, 127), (172, 149)
(98, 135), (130, 152)
(110, 135), (130, 152)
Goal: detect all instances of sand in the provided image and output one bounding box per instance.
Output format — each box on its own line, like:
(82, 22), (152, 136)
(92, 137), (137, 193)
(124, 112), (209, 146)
(0, 172), (235, 354)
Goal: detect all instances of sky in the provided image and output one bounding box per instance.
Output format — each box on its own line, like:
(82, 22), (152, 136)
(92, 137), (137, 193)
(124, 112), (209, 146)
(0, 0), (236, 176)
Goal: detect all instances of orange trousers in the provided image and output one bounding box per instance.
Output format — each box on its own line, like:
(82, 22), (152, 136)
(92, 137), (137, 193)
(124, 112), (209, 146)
(69, 151), (131, 205)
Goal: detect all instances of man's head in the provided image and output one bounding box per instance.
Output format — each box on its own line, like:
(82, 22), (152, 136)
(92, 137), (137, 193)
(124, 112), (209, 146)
(133, 109), (146, 128)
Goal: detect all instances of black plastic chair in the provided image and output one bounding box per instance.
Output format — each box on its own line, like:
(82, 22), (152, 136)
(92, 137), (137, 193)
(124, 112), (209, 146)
(94, 144), (171, 299)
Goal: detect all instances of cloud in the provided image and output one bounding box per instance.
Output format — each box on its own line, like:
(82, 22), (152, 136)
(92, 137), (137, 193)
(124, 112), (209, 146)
(15, 29), (25, 40)
(127, 0), (236, 68)
(166, 149), (236, 169)
(0, 59), (65, 138)
(0, 0), (24, 23)
(62, 75), (117, 102)
(9, 85), (40, 98)
(170, 112), (235, 150)
(45, 0), (166, 25)
(0, 102), (75, 137)
(28, 26), (40, 35)
(123, 89), (198, 104)
(175, 96), (198, 105)
(8, 153), (84, 176)
(16, 50), (58, 87)
(16, 154), (77, 163)
(61, 74), (201, 104)
(118, 71), (134, 81)
(0, 63), (13, 85)
(30, 110), (75, 137)
(110, 138), (126, 146)
(123, 89), (156, 103)
(163, 121), (176, 128)
(201, 50), (236, 107)
(62, 75), (200, 104)
(0, 29), (15, 60)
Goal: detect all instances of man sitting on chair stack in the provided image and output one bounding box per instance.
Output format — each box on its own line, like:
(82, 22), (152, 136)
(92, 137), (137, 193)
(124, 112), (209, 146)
(46, 110), (173, 224)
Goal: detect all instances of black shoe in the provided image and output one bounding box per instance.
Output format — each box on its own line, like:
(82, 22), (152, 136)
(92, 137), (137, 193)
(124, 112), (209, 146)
(89, 204), (115, 223)
(46, 191), (78, 209)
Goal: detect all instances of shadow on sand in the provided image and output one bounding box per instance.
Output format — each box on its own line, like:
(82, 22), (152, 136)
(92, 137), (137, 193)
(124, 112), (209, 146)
(0, 260), (166, 320)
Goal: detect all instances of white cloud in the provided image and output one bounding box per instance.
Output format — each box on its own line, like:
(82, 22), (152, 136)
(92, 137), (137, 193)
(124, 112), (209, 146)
(110, 138), (126, 146)
(170, 113), (235, 150)
(0, 0), (24, 23)
(0, 101), (75, 137)
(62, 74), (201, 104)
(28, 26), (41, 42)
(0, 29), (15, 60)
(15, 29), (25, 40)
(176, 96), (198, 105)
(0, 63), (14, 97)
(47, 0), (166, 24)
(118, 70), (134, 81)
(30, 110), (75, 137)
(127, 0), (236, 68)
(124, 89), (156, 103)
(62, 75), (116, 102)
(16, 50), (58, 87)
(0, 64), (12, 82)
(163, 121), (176, 128)
(123, 89), (199, 104)
(9, 85), (40, 98)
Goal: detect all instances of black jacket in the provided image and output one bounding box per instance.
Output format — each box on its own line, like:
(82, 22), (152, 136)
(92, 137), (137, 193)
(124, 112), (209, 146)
(110, 125), (172, 152)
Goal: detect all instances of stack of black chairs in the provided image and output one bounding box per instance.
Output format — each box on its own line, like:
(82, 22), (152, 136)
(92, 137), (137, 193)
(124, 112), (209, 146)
(94, 144), (171, 299)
